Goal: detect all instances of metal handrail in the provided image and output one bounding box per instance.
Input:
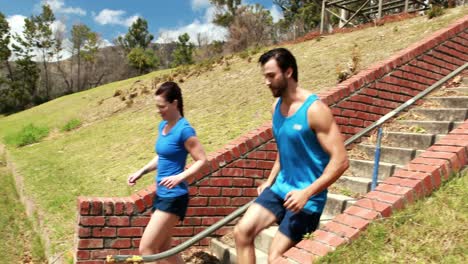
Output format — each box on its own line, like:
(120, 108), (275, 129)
(108, 63), (467, 263)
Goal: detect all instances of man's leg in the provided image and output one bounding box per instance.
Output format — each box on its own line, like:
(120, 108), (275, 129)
(269, 210), (322, 263)
(234, 203), (277, 264)
(268, 231), (296, 263)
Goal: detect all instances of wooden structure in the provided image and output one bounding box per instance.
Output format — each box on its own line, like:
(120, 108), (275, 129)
(320, 0), (430, 33)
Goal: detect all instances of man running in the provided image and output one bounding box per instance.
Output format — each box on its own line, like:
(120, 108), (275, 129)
(234, 48), (349, 263)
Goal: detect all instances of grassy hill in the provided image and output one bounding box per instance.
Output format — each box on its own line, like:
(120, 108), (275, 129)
(316, 170), (468, 263)
(0, 7), (466, 260)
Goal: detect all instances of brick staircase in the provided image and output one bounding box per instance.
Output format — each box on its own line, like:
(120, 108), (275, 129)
(209, 70), (468, 264)
(73, 17), (467, 264)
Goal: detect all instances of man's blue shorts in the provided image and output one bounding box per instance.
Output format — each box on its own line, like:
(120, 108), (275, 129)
(254, 187), (321, 242)
(152, 193), (189, 221)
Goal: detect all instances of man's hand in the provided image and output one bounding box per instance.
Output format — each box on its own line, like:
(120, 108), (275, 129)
(257, 181), (271, 195)
(159, 174), (184, 189)
(284, 189), (309, 213)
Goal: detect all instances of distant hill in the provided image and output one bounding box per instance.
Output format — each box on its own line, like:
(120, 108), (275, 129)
(45, 42), (177, 99)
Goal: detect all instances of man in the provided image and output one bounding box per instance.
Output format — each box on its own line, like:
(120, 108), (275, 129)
(234, 48), (349, 263)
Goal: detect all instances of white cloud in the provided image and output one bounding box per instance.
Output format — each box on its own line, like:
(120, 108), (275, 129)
(94, 9), (139, 27)
(6, 15), (27, 39)
(269, 5), (283, 23)
(204, 6), (218, 22)
(41, 0), (86, 16)
(191, 0), (211, 10)
(156, 5), (228, 44)
(99, 38), (113, 48)
(6, 15), (27, 60)
(156, 20), (227, 44)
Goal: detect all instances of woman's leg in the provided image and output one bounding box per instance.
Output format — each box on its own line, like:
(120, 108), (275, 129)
(159, 237), (184, 264)
(139, 210), (181, 264)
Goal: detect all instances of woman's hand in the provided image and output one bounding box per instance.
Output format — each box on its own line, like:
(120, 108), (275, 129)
(159, 174), (184, 189)
(127, 171), (143, 186)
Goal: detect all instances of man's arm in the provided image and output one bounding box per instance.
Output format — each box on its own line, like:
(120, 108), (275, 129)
(284, 100), (349, 212)
(257, 98), (282, 194)
(258, 153), (280, 194)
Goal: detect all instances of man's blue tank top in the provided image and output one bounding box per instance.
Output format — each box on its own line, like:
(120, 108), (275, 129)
(155, 117), (195, 197)
(270, 94), (330, 213)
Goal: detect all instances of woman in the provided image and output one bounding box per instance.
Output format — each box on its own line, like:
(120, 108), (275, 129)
(127, 81), (207, 264)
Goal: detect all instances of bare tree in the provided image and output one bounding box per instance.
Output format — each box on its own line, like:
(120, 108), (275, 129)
(226, 4), (273, 53)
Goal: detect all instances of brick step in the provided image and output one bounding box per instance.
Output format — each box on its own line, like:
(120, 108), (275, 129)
(382, 132), (438, 149)
(334, 176), (373, 195)
(445, 86), (468, 95)
(409, 108), (468, 121)
(210, 213), (334, 264)
(347, 159), (400, 180)
(323, 193), (356, 216)
(211, 238), (270, 264)
(426, 96), (468, 108)
(356, 144), (416, 165)
(397, 120), (455, 134)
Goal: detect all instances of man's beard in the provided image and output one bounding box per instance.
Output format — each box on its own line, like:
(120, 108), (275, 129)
(270, 76), (288, 98)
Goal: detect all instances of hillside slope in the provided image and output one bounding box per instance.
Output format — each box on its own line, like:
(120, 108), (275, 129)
(0, 7), (466, 258)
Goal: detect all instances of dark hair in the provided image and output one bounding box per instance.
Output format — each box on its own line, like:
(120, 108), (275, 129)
(155, 81), (184, 116)
(258, 48), (298, 82)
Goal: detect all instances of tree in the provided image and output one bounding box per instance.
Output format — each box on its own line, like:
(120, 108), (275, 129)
(226, 4), (273, 52)
(210, 0), (242, 27)
(171, 33), (195, 67)
(53, 23), (73, 93)
(0, 12), (13, 82)
(72, 24), (101, 91)
(274, 0), (321, 38)
(80, 29), (103, 89)
(127, 47), (158, 74)
(11, 15), (41, 106)
(24, 4), (57, 99)
(116, 17), (154, 52)
(115, 17), (157, 74)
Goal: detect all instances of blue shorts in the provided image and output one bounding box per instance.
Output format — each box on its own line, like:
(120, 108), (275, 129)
(152, 193), (189, 221)
(254, 187), (321, 242)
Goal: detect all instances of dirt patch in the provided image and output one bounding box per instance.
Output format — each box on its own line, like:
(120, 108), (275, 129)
(182, 247), (220, 264)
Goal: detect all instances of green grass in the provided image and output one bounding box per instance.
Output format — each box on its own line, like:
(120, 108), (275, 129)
(61, 118), (82, 132)
(4, 123), (49, 147)
(0, 152), (46, 263)
(317, 171), (468, 264)
(0, 6), (466, 258)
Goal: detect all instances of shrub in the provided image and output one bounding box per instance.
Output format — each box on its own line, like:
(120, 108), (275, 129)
(4, 124), (49, 147)
(427, 5), (445, 19)
(61, 119), (82, 132)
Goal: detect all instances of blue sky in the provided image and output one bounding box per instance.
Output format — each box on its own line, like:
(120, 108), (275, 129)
(2, 0), (283, 47)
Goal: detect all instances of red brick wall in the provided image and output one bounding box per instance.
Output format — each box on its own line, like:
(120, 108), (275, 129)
(74, 17), (468, 263)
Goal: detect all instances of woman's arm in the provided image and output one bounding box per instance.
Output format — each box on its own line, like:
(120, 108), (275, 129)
(127, 155), (159, 186)
(159, 136), (208, 189)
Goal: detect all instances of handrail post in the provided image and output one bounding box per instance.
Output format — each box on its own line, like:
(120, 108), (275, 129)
(371, 127), (383, 191)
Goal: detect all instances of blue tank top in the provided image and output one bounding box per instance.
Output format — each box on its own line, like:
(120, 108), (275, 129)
(270, 94), (330, 213)
(155, 117), (196, 197)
